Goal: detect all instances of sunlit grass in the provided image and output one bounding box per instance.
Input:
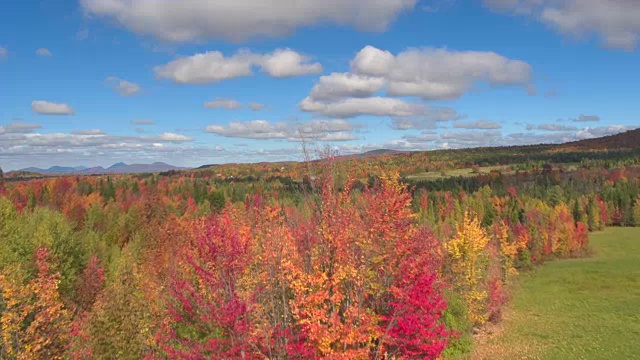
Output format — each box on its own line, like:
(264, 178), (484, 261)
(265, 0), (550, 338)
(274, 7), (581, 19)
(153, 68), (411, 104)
(472, 227), (640, 359)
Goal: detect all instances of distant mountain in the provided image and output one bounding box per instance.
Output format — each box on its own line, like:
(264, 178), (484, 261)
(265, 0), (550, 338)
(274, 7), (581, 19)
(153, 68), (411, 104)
(107, 162), (127, 170)
(16, 162), (188, 175)
(20, 165), (90, 174)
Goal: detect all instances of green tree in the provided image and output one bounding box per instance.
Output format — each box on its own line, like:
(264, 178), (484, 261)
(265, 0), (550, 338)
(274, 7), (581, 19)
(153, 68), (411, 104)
(207, 190), (226, 213)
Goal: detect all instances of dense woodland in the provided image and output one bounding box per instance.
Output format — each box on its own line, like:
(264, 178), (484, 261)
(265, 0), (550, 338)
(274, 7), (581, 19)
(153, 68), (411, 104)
(1, 130), (640, 359)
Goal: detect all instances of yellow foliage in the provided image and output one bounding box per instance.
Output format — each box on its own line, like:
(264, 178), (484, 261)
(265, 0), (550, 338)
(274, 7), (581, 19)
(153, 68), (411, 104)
(497, 221), (519, 277)
(445, 212), (490, 325)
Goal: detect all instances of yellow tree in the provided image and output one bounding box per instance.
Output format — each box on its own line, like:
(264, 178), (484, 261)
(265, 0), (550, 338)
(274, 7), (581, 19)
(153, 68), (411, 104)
(0, 248), (70, 360)
(445, 212), (490, 326)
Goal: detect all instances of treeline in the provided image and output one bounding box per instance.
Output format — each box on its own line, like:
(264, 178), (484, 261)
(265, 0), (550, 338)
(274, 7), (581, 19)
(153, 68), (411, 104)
(0, 161), (638, 359)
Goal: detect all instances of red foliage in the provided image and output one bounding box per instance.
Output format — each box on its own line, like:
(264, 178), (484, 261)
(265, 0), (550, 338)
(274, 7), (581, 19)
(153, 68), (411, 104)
(75, 256), (105, 312)
(381, 251), (449, 359)
(157, 213), (256, 359)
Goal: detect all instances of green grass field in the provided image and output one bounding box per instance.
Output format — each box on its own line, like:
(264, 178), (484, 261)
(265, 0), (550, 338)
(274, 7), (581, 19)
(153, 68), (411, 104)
(473, 227), (640, 360)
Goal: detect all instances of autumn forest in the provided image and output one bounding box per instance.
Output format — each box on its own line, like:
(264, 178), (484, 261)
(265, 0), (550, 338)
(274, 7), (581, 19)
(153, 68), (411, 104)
(1, 129), (640, 359)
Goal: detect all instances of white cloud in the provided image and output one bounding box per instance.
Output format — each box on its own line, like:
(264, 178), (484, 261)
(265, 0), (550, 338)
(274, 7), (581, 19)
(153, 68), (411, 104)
(205, 119), (359, 141)
(350, 45), (533, 100)
(300, 45), (531, 121)
(0, 131), (195, 160)
(250, 103), (268, 111)
(0, 123), (42, 134)
(258, 48), (323, 77)
(31, 101), (75, 115)
(36, 48), (52, 56)
(533, 124), (579, 131)
(575, 125), (635, 139)
(300, 96), (428, 118)
(154, 132), (193, 142)
(155, 51), (255, 84)
(106, 76), (142, 96)
(155, 48), (321, 84)
(453, 120), (502, 129)
(204, 98), (245, 110)
(131, 119), (156, 125)
(0, 47), (7, 59)
(315, 132), (358, 142)
(391, 118), (438, 130)
(402, 131), (439, 144)
(80, 0), (417, 42)
(572, 114), (600, 122)
(71, 129), (107, 135)
(390, 107), (465, 129)
(309, 73), (387, 101)
(439, 130), (503, 148)
(484, 0), (640, 50)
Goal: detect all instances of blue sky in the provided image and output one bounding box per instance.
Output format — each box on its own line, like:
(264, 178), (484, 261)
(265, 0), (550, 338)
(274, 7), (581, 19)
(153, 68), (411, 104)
(1, 0), (639, 170)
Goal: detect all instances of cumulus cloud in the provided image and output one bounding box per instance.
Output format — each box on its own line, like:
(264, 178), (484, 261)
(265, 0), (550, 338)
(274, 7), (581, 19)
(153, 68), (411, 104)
(390, 108), (465, 130)
(439, 130), (503, 148)
(391, 118), (438, 130)
(31, 101), (75, 115)
(572, 114), (600, 122)
(131, 119), (156, 125)
(301, 95), (465, 121)
(575, 125), (635, 139)
(80, 0), (417, 42)
(300, 45), (531, 120)
(1, 128), (327, 171)
(204, 98), (245, 110)
(527, 124), (578, 131)
(259, 49), (323, 77)
(205, 119), (359, 142)
(309, 73), (387, 101)
(250, 103), (268, 111)
(349, 45), (533, 100)
(71, 129), (107, 135)
(0, 129), (209, 170)
(300, 96), (428, 118)
(402, 131), (439, 144)
(155, 51), (254, 84)
(36, 48), (52, 56)
(0, 123), (42, 134)
(155, 48), (321, 84)
(453, 120), (502, 129)
(339, 125), (637, 154)
(484, 0), (640, 50)
(154, 132), (193, 142)
(106, 77), (142, 96)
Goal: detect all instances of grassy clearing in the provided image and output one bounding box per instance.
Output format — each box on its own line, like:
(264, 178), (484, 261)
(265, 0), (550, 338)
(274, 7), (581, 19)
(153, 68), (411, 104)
(406, 166), (512, 181)
(472, 227), (640, 360)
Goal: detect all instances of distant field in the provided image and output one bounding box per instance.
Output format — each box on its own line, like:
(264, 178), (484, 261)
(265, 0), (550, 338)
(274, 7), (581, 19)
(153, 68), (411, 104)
(406, 165), (512, 180)
(406, 163), (583, 181)
(472, 227), (640, 360)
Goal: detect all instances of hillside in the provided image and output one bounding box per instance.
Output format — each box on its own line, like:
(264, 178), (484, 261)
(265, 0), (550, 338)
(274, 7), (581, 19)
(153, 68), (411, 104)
(557, 128), (640, 151)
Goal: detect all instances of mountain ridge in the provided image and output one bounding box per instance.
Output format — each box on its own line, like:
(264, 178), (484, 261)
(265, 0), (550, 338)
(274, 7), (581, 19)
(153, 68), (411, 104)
(15, 162), (188, 175)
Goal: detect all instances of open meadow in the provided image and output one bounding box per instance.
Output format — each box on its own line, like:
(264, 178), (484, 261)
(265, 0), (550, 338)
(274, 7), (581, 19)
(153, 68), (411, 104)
(473, 227), (640, 359)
